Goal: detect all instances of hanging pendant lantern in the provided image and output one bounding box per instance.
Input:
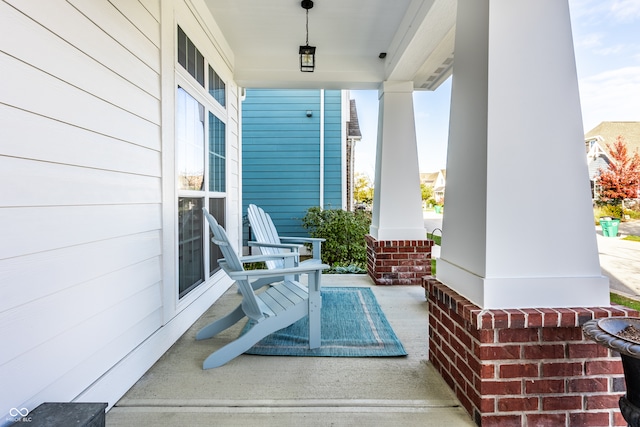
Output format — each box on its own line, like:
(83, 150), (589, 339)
(299, 0), (316, 72)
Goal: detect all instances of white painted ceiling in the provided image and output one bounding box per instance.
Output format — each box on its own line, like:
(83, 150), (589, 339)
(203, 0), (456, 90)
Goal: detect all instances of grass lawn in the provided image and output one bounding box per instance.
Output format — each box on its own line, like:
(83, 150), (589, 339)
(623, 235), (640, 242)
(611, 292), (640, 311)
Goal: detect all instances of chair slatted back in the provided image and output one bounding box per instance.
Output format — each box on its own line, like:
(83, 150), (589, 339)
(202, 208), (264, 321)
(247, 204), (285, 270)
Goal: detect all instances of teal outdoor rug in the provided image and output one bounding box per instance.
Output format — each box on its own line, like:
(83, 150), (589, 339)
(240, 287), (407, 357)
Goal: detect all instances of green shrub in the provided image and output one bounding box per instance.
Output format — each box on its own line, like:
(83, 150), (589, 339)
(594, 204), (623, 223)
(301, 207), (371, 267)
(327, 262), (367, 274)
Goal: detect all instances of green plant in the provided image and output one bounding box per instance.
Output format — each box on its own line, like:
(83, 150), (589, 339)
(594, 204), (623, 223)
(327, 262), (367, 274)
(427, 232), (442, 246)
(301, 207), (371, 267)
(611, 292), (640, 311)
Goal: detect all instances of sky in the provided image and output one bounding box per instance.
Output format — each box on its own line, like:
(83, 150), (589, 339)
(350, 0), (640, 177)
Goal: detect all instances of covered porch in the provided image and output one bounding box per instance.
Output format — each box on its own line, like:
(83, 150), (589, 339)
(106, 275), (475, 426)
(2, 0), (629, 426)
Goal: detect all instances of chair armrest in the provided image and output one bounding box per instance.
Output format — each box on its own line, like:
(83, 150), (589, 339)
(279, 236), (326, 243)
(279, 237), (324, 260)
(237, 252), (299, 264)
(221, 261), (330, 279)
(248, 241), (304, 252)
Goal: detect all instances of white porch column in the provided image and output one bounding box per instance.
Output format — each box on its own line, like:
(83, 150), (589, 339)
(437, 0), (609, 309)
(370, 81), (425, 240)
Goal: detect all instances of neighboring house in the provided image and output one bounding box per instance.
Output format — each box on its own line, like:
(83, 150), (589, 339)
(242, 89), (359, 238)
(347, 99), (363, 212)
(420, 169), (446, 203)
(585, 121), (640, 198)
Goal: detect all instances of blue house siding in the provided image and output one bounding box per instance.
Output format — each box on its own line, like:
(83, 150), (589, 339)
(323, 90), (343, 209)
(242, 89), (344, 238)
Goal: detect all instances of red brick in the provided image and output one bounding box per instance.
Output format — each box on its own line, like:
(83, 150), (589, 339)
(542, 395), (582, 410)
(527, 413), (567, 427)
(522, 309), (543, 327)
(569, 411), (610, 426)
(539, 308), (560, 327)
(498, 328), (539, 343)
(477, 312), (494, 329)
(542, 326), (584, 342)
(568, 377), (609, 393)
(480, 414), (523, 427)
(479, 396), (495, 413)
(497, 397), (539, 412)
(452, 359), (474, 385)
(499, 363), (539, 379)
(480, 364), (495, 379)
(523, 343), (565, 359)
(557, 308), (578, 326)
(585, 394), (623, 410)
(542, 362), (583, 377)
(454, 325), (472, 348)
(568, 342), (609, 358)
(586, 360), (624, 375)
(476, 328), (495, 343)
(480, 380), (522, 395)
(478, 345), (521, 360)
(525, 379), (565, 394)
(492, 310), (510, 328)
(614, 410), (628, 426)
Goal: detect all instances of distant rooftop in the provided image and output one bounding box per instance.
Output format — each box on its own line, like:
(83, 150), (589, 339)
(348, 99), (362, 139)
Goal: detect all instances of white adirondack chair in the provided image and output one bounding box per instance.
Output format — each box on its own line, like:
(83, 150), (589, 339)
(198, 208), (328, 369)
(247, 204), (325, 289)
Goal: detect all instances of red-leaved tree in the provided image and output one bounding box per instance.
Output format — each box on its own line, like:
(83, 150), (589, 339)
(596, 135), (640, 206)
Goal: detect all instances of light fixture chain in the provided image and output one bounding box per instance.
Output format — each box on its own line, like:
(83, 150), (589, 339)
(306, 9), (309, 45)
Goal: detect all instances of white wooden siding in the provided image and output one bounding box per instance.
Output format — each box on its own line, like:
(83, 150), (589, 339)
(0, 0), (240, 418)
(0, 0), (164, 416)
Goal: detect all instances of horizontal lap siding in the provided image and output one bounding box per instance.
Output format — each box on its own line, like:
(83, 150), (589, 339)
(242, 90), (344, 237)
(242, 90), (322, 237)
(0, 0), (163, 415)
(323, 90), (344, 208)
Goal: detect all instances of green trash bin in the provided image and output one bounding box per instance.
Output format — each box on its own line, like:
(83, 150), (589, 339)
(434, 205), (442, 214)
(600, 218), (620, 237)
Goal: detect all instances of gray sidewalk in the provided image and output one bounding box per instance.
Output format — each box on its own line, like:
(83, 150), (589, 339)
(424, 210), (640, 298)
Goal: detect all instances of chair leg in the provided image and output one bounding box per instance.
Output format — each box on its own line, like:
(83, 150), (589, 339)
(202, 305), (308, 369)
(196, 304), (245, 340)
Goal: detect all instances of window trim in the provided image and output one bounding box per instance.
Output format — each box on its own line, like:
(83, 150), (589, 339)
(174, 41), (229, 300)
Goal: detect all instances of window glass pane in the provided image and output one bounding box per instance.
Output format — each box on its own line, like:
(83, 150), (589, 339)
(209, 112), (226, 192)
(179, 198), (204, 297)
(177, 26), (186, 69)
(209, 198), (225, 276)
(177, 26), (204, 87)
(177, 87), (204, 190)
(208, 65), (226, 107)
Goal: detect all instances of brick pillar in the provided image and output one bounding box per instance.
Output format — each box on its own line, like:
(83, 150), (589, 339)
(424, 277), (638, 427)
(365, 235), (432, 285)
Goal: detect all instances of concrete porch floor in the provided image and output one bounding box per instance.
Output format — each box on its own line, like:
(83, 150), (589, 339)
(107, 274), (475, 426)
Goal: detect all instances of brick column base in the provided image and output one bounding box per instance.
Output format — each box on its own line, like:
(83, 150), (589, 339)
(424, 276), (638, 427)
(365, 235), (432, 285)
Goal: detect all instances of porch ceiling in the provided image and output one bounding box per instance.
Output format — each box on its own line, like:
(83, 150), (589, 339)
(203, 0), (456, 90)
